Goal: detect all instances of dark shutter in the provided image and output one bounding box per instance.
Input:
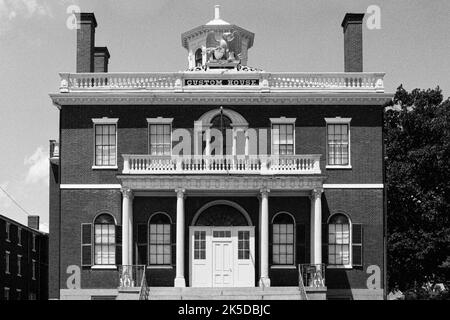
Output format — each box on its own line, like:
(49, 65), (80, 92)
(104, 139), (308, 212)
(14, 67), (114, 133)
(136, 224), (147, 265)
(352, 224), (363, 267)
(116, 225), (122, 265)
(171, 223), (176, 265)
(322, 224), (328, 265)
(81, 223), (92, 267)
(296, 224), (306, 264)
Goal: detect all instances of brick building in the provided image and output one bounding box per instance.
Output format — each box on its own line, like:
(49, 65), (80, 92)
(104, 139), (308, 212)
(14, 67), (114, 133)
(0, 215), (48, 300)
(49, 7), (391, 300)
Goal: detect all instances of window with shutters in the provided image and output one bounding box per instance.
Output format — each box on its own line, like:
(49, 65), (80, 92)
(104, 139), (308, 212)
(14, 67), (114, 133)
(271, 212), (295, 266)
(94, 214), (116, 266)
(328, 213), (351, 267)
(148, 213), (172, 266)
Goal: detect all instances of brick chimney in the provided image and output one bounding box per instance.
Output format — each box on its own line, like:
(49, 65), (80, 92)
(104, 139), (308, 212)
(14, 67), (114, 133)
(76, 13), (97, 73)
(341, 13), (365, 72)
(94, 47), (110, 72)
(28, 215), (40, 230)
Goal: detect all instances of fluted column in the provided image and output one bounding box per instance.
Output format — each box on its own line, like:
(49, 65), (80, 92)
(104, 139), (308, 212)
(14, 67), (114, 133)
(310, 188), (323, 265)
(174, 188), (186, 287)
(121, 188), (134, 267)
(259, 188), (270, 287)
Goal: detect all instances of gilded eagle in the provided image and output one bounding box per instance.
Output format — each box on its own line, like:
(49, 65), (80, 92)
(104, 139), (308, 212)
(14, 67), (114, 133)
(206, 31), (242, 62)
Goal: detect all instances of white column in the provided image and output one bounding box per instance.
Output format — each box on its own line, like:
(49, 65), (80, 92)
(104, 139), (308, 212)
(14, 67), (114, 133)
(310, 188), (323, 265)
(259, 188), (270, 287)
(174, 188), (186, 287)
(121, 188), (133, 267)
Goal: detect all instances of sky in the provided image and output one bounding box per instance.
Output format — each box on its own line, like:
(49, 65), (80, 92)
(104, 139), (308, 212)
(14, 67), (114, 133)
(0, 0), (449, 231)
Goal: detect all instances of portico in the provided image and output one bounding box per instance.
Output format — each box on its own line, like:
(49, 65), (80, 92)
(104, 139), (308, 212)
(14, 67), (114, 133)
(118, 174), (325, 288)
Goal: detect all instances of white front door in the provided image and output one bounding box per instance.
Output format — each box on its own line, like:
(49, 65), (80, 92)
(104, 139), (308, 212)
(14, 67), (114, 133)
(212, 240), (233, 287)
(190, 227), (255, 287)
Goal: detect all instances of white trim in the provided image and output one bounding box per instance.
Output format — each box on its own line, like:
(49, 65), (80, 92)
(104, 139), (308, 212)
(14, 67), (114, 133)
(325, 117), (352, 124)
(324, 184), (384, 189)
(270, 117), (297, 124)
(326, 165), (352, 170)
(92, 117), (119, 124)
(147, 265), (173, 270)
(92, 166), (118, 170)
(60, 184), (122, 189)
(147, 117), (174, 124)
(327, 265), (353, 270)
(91, 265), (117, 270)
(270, 265), (297, 269)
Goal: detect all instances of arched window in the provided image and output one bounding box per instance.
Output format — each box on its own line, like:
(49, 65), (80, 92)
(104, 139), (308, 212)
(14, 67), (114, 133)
(94, 214), (116, 265)
(328, 214), (351, 266)
(149, 213), (172, 265)
(195, 48), (203, 67)
(272, 213), (295, 265)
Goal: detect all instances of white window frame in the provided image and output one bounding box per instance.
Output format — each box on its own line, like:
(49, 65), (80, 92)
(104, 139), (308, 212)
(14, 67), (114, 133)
(92, 118), (119, 170)
(270, 211), (296, 268)
(325, 117), (352, 169)
(92, 213), (117, 268)
(147, 212), (173, 267)
(17, 255), (22, 277)
(270, 117), (296, 156)
(5, 251), (10, 274)
(327, 213), (353, 269)
(147, 117), (174, 156)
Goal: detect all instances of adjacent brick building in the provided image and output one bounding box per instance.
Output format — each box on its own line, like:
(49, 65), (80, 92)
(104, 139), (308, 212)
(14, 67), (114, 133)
(0, 215), (48, 300)
(49, 7), (391, 300)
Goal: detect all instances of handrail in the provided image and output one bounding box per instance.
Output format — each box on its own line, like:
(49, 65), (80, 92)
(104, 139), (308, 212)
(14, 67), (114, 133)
(298, 264), (308, 300)
(138, 268), (149, 300)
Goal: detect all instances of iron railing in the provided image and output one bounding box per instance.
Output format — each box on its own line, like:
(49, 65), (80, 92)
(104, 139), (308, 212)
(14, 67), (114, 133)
(298, 265), (308, 300)
(118, 265), (146, 289)
(299, 264), (326, 289)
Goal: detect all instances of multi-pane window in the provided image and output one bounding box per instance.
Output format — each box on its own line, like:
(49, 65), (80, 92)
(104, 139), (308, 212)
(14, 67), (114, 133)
(5, 252), (10, 274)
(328, 214), (351, 266)
(194, 231), (206, 260)
(238, 231), (250, 260)
(32, 260), (36, 280)
(327, 123), (350, 166)
(94, 124), (117, 166)
(272, 213), (295, 265)
(149, 124), (172, 156)
(94, 214), (116, 265)
(17, 255), (21, 276)
(149, 214), (171, 265)
(272, 124), (294, 155)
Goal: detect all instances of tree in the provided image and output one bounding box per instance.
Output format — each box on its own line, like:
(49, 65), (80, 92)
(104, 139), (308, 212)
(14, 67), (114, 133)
(385, 85), (450, 293)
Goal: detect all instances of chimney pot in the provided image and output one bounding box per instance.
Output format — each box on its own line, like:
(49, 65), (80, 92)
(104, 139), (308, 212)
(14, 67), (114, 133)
(341, 13), (365, 72)
(28, 216), (40, 230)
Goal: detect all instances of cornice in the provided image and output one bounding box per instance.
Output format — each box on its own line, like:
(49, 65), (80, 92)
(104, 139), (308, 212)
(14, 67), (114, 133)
(49, 92), (392, 108)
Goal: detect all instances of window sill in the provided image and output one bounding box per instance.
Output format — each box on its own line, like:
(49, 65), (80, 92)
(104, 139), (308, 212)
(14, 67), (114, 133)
(326, 265), (353, 270)
(92, 166), (118, 170)
(91, 265), (117, 270)
(326, 165), (352, 170)
(147, 265), (173, 270)
(270, 265), (297, 270)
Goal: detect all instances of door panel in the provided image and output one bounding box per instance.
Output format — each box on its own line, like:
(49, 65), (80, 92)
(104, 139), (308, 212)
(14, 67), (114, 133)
(213, 241), (233, 287)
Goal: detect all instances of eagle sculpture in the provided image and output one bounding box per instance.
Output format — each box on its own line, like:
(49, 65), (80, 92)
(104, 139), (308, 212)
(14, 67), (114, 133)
(206, 31), (242, 63)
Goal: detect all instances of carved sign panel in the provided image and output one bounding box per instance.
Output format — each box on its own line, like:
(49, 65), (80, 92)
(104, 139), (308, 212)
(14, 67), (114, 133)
(184, 79), (259, 86)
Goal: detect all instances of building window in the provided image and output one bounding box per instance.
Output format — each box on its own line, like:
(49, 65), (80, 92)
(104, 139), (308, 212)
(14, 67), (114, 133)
(93, 214), (116, 266)
(5, 251), (10, 274)
(328, 214), (351, 266)
(18, 228), (22, 246)
(238, 231), (250, 260)
(6, 222), (10, 242)
(272, 213), (295, 265)
(17, 255), (21, 276)
(92, 118), (118, 167)
(4, 288), (9, 300)
(32, 234), (37, 252)
(195, 48), (203, 67)
(270, 118), (296, 155)
(16, 289), (21, 300)
(147, 118), (173, 156)
(32, 260), (36, 280)
(325, 118), (352, 167)
(148, 213), (171, 265)
(194, 231), (206, 260)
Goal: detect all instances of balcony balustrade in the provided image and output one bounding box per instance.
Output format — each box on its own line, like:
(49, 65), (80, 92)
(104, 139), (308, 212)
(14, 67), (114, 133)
(122, 154), (322, 175)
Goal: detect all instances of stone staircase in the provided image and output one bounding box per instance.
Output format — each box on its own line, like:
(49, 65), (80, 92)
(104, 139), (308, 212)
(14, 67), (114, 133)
(116, 287), (304, 300)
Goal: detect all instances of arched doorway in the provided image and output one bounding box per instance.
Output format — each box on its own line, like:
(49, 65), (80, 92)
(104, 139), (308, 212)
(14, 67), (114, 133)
(189, 201), (255, 288)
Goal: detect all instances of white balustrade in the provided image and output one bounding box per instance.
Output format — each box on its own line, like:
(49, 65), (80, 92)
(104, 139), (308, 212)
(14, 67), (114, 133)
(122, 154), (321, 175)
(59, 72), (385, 93)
